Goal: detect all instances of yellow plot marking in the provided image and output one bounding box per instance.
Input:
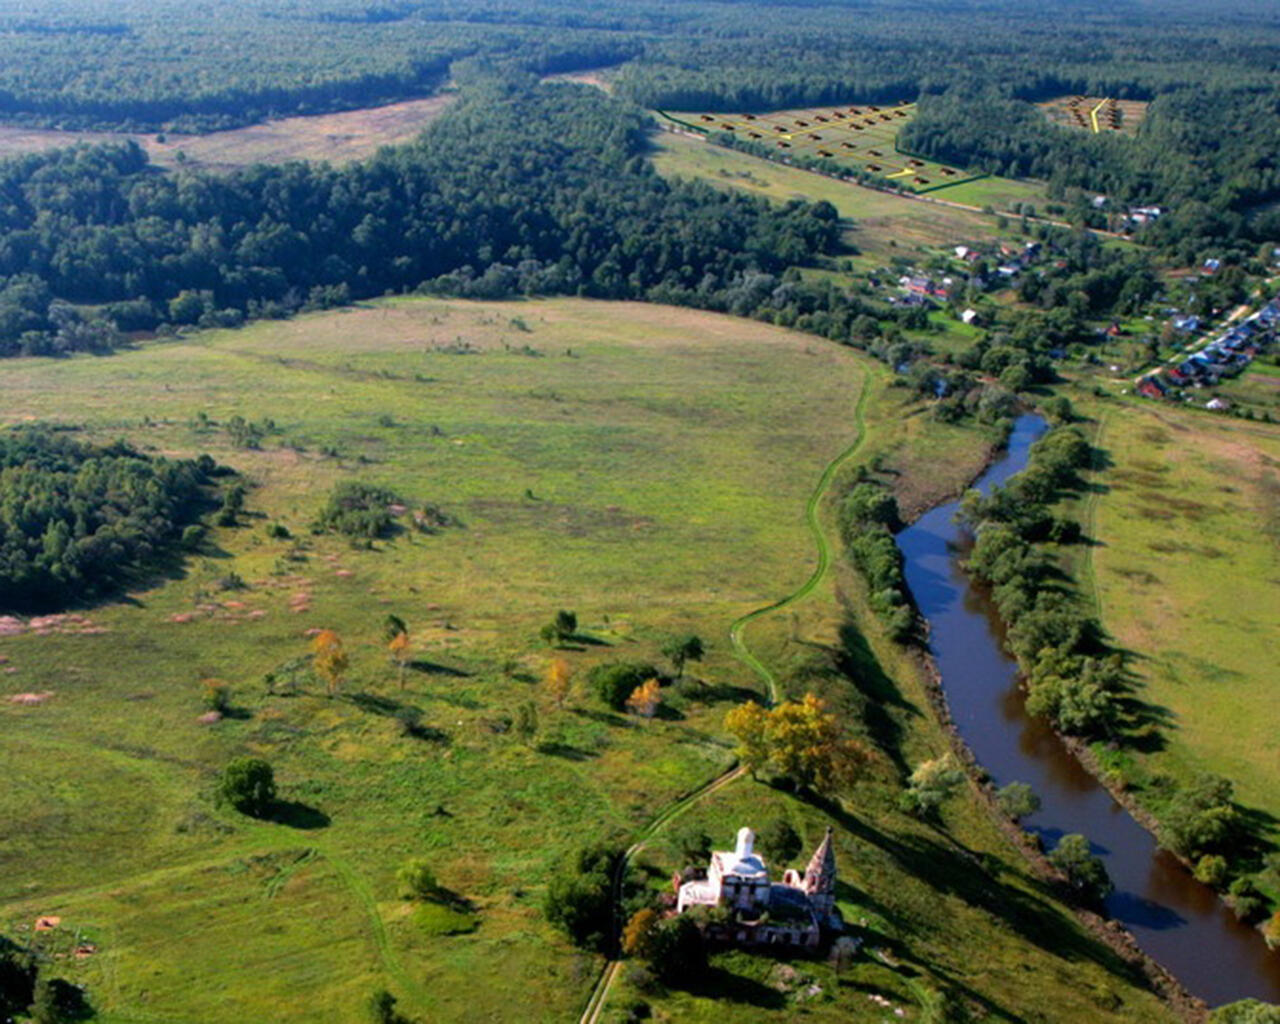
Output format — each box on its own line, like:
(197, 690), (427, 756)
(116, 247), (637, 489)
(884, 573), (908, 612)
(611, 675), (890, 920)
(887, 168), (914, 178)
(1089, 97), (1109, 134)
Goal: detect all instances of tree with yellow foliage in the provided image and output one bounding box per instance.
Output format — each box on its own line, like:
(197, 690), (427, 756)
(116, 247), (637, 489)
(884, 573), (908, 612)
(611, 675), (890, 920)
(724, 700), (771, 776)
(625, 678), (662, 718)
(621, 907), (660, 959)
(724, 693), (869, 793)
(311, 628), (349, 697)
(545, 656), (572, 709)
(388, 629), (411, 689)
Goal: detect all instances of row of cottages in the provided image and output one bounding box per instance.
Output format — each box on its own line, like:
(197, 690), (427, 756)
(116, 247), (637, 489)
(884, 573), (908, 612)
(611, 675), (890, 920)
(674, 826), (841, 949)
(1137, 297), (1279, 401)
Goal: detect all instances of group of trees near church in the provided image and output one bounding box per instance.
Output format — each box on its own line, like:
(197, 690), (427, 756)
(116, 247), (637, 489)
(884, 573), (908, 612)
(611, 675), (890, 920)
(0, 428), (220, 612)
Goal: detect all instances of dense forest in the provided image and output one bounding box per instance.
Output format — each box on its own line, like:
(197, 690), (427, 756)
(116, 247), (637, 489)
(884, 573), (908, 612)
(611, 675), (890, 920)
(0, 0), (1274, 251)
(0, 81), (919, 355)
(0, 428), (221, 612)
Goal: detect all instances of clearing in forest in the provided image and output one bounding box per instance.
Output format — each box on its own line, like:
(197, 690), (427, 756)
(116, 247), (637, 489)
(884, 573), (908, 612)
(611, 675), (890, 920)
(0, 94), (455, 170)
(1039, 96), (1149, 136)
(660, 102), (979, 193)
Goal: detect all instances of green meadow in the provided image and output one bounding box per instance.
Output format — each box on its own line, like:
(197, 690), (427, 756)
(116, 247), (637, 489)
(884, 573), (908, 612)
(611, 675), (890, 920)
(0, 298), (1174, 1022)
(1086, 399), (1280, 822)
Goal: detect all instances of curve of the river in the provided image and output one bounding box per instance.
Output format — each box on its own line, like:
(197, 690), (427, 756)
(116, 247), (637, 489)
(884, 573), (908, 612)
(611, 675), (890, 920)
(897, 413), (1280, 1007)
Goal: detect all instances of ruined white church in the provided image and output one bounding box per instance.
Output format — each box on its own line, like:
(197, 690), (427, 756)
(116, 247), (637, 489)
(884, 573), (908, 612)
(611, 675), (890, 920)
(673, 825), (840, 948)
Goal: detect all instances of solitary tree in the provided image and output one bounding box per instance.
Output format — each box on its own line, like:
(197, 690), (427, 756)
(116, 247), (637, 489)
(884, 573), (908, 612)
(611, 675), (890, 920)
(661, 634), (704, 680)
(545, 657), (572, 708)
(388, 629), (411, 689)
(217, 757), (276, 818)
(996, 781), (1041, 822)
(554, 609), (577, 636)
(311, 629), (349, 697)
(900, 755), (965, 819)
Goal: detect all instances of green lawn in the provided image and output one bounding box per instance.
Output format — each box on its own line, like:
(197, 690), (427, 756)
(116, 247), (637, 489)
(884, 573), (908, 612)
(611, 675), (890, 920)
(0, 298), (1176, 1023)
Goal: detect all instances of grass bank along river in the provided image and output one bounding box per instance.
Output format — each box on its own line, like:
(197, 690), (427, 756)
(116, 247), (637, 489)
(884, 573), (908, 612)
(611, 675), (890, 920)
(897, 414), (1280, 1008)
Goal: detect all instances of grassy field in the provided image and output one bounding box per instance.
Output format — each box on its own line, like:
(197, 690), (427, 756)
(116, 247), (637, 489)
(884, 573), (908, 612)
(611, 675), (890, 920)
(1085, 398), (1280, 822)
(0, 95), (454, 170)
(648, 130), (1023, 271)
(0, 298), (1176, 1023)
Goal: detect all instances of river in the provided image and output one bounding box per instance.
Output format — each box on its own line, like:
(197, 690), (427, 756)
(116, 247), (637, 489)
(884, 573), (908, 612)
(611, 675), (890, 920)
(896, 413), (1280, 1007)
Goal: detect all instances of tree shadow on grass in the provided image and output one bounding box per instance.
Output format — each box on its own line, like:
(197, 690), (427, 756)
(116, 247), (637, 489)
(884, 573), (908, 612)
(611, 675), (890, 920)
(675, 966), (787, 1009)
(535, 741), (598, 761)
(409, 659), (471, 678)
(270, 800), (331, 830)
(836, 622), (916, 775)
(571, 708), (635, 729)
(680, 681), (759, 706)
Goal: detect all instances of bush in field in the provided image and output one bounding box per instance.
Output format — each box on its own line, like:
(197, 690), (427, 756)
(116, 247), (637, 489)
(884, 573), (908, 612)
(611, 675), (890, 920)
(319, 481), (400, 538)
(217, 757), (276, 818)
(900, 755), (965, 819)
(397, 859), (439, 901)
(589, 662), (662, 711)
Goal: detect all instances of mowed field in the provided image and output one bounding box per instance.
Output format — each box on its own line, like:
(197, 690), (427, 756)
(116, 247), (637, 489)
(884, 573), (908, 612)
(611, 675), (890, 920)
(1088, 400), (1280, 820)
(663, 102), (972, 192)
(0, 297), (1177, 1023)
(0, 95), (454, 170)
(649, 130), (1024, 270)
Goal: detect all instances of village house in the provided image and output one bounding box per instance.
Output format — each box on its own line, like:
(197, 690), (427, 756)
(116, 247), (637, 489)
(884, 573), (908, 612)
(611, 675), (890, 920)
(674, 826), (841, 949)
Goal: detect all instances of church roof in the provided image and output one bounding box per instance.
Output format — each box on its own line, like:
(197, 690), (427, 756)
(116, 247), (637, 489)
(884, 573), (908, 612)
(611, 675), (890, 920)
(713, 849), (769, 879)
(804, 826), (837, 891)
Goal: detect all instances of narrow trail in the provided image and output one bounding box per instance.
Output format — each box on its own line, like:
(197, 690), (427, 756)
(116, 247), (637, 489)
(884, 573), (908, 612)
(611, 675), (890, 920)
(579, 370), (872, 1024)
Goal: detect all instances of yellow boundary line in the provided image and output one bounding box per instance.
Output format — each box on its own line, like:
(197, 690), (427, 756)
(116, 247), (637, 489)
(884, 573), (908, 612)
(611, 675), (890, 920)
(1089, 97), (1109, 134)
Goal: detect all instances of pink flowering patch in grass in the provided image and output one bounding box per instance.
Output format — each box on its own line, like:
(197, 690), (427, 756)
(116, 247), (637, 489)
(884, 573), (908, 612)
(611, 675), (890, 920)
(9, 691), (53, 705)
(335, 569), (354, 578)
(197, 711), (223, 725)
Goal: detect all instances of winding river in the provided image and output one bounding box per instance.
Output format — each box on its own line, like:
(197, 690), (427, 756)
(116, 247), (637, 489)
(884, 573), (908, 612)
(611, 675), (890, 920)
(896, 413), (1280, 1007)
